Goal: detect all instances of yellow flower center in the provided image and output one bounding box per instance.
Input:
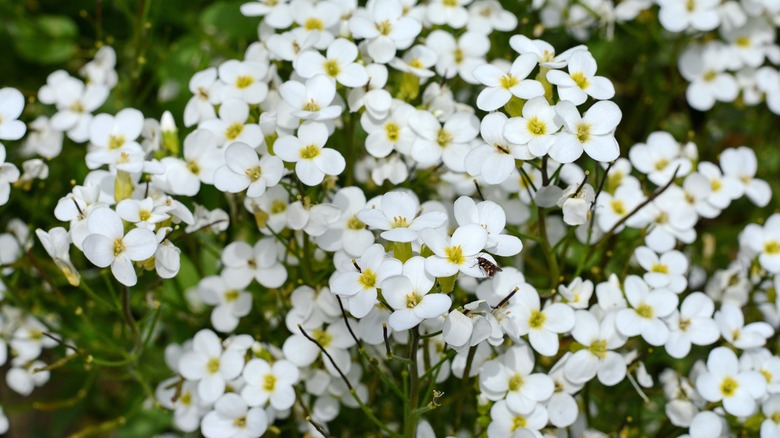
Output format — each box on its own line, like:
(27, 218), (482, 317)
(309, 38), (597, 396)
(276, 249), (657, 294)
(445, 245), (464, 265)
(323, 59), (341, 78)
(610, 199), (626, 215)
(576, 123), (591, 143)
(235, 75), (254, 89)
(508, 374), (524, 391)
(224, 289), (240, 302)
(108, 135), (126, 150)
(454, 48), (464, 64)
(437, 129), (453, 148)
(358, 269), (377, 289)
(300, 144), (321, 160)
(225, 123), (244, 140)
(686, 0), (696, 11)
(735, 36), (750, 47)
(765, 241), (780, 255)
(527, 117), (547, 136)
(347, 215), (365, 230)
(528, 309), (546, 329)
(263, 374), (277, 392)
(392, 216), (409, 228)
(302, 99), (321, 112)
(233, 417), (247, 428)
(761, 369), (773, 383)
(511, 415), (527, 432)
(139, 210), (151, 222)
(679, 318), (691, 331)
(703, 70), (717, 82)
(443, 0), (458, 6)
(271, 200), (287, 214)
(245, 166), (263, 182)
(375, 20), (393, 35)
(636, 303), (654, 319)
(651, 264), (668, 273)
(69, 101), (85, 113)
(589, 339), (607, 359)
(207, 357), (220, 374)
(385, 122), (400, 142)
(571, 71), (589, 90)
(304, 17), (324, 31)
(500, 75), (520, 90)
(180, 391), (192, 406)
(187, 160), (201, 175)
(406, 292), (423, 308)
(719, 376), (739, 397)
(711, 179), (722, 191)
(410, 58), (424, 69)
(113, 238), (125, 256)
(312, 328), (333, 348)
(654, 158), (669, 171)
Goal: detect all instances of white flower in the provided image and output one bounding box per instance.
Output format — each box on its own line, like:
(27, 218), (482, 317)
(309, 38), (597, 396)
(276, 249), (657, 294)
(664, 292), (719, 358)
(349, 0), (421, 63)
(240, 358), (299, 410)
(0, 88), (27, 141)
(761, 396), (780, 438)
(240, 0), (293, 29)
(465, 112), (531, 185)
(467, 0), (517, 34)
(44, 73), (108, 142)
(214, 142), (284, 196)
(82, 208), (158, 287)
(7, 361), (49, 396)
(507, 283), (575, 356)
(22, 116), (63, 159)
(361, 101), (416, 158)
(479, 345), (554, 414)
(487, 400), (548, 437)
(565, 311), (627, 386)
(453, 196), (522, 256)
(184, 68), (219, 127)
(629, 131), (693, 186)
(679, 44), (739, 111)
(289, 0), (339, 50)
(552, 100), (621, 163)
(286, 200), (340, 237)
(218, 59), (269, 104)
(199, 275), (253, 333)
(558, 183), (595, 226)
(315, 187), (375, 257)
(658, 0), (719, 32)
(357, 190), (447, 243)
(557, 277), (593, 309)
(274, 122), (345, 186)
(696, 347), (766, 417)
(509, 35), (586, 69)
(715, 302), (774, 349)
(295, 39), (368, 88)
(10, 315), (57, 362)
(0, 144), (20, 206)
(221, 239), (287, 289)
(389, 45), (437, 78)
(409, 110), (479, 172)
(116, 197), (171, 230)
(282, 320), (356, 376)
(330, 243), (403, 318)
(634, 246), (688, 293)
(199, 99), (263, 148)
(36, 227), (80, 286)
(201, 393), (268, 438)
(279, 75), (342, 121)
(383, 256), (452, 331)
(546, 51), (615, 105)
(720, 146), (771, 207)
(504, 96), (560, 158)
(161, 129), (225, 196)
(425, 30), (489, 84)
(427, 0), (472, 28)
(421, 224), (488, 278)
(179, 329), (245, 404)
(473, 55), (545, 111)
(615, 276), (678, 346)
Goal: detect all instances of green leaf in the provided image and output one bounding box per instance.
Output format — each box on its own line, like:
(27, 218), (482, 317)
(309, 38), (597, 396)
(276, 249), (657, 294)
(199, 1), (257, 41)
(10, 15), (78, 64)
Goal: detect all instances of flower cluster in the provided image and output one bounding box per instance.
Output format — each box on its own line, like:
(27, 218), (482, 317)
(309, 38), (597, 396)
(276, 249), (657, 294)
(0, 0), (779, 437)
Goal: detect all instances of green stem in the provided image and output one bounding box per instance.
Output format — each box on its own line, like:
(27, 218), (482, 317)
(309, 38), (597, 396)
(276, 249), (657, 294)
(404, 327), (421, 438)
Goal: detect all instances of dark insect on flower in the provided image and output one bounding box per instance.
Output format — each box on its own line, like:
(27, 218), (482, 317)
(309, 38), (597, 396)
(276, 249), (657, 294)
(476, 256), (502, 278)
